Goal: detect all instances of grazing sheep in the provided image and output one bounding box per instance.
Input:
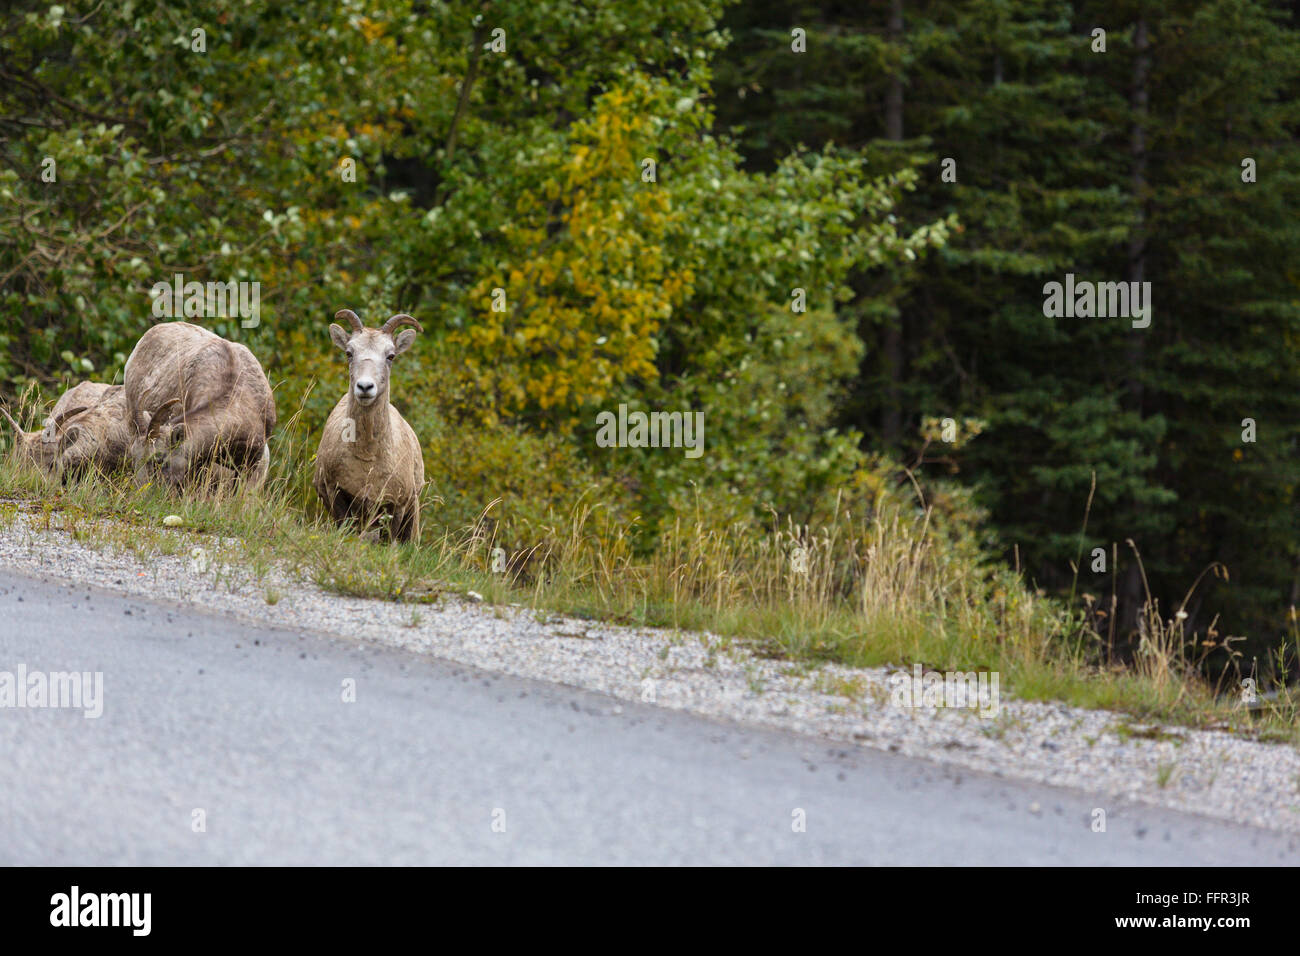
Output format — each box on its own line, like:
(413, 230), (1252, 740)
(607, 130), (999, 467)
(312, 309), (424, 542)
(54, 384), (132, 477)
(124, 321), (276, 489)
(1, 381), (126, 474)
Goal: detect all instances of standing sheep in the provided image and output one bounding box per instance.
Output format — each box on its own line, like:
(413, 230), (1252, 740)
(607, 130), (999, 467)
(312, 309), (424, 543)
(124, 321), (277, 489)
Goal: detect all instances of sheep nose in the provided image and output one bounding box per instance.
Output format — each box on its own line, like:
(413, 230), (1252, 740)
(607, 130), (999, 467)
(355, 379), (376, 396)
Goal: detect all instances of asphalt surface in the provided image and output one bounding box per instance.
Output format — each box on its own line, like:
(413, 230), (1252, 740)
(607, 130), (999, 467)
(1, 568), (1296, 865)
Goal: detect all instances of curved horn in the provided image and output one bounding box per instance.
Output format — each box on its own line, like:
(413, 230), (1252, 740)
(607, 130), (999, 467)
(144, 398), (183, 441)
(51, 405), (91, 431)
(334, 309), (364, 332)
(0, 406), (22, 432)
(380, 313), (422, 336)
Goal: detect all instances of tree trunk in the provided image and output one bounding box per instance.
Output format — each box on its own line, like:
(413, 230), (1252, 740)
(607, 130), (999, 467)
(1120, 18), (1150, 636)
(881, 0), (905, 446)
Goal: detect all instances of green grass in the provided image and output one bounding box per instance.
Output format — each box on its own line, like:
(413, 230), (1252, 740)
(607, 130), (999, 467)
(0, 397), (1296, 746)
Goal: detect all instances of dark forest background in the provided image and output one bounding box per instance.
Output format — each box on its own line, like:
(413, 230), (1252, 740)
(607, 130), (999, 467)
(711, 0), (1300, 653)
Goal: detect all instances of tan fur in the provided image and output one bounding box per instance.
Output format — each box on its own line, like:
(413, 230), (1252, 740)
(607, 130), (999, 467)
(124, 321), (277, 489)
(56, 384), (132, 476)
(312, 311), (424, 543)
(2, 381), (128, 475)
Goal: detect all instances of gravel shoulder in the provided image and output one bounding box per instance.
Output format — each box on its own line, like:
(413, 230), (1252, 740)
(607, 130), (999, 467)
(2, 511), (1298, 837)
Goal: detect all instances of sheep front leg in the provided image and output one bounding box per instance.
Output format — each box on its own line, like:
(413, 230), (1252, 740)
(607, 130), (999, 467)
(326, 486), (358, 528)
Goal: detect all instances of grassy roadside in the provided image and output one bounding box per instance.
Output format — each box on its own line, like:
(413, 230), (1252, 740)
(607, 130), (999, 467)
(0, 434), (1295, 746)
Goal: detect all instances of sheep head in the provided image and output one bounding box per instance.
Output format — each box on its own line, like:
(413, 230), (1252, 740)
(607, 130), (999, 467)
(128, 398), (184, 484)
(328, 309), (421, 407)
(2, 404), (89, 470)
(58, 419), (97, 472)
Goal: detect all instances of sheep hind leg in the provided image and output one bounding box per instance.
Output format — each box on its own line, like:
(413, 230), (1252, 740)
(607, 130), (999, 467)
(391, 502), (419, 544)
(246, 444), (270, 489)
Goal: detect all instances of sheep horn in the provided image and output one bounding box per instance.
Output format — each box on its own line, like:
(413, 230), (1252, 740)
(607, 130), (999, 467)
(51, 405), (91, 431)
(0, 406), (21, 432)
(334, 309), (364, 332)
(380, 313), (422, 336)
(144, 398), (183, 441)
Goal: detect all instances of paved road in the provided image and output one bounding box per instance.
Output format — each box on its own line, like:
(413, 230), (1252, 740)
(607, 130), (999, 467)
(0, 568), (1295, 865)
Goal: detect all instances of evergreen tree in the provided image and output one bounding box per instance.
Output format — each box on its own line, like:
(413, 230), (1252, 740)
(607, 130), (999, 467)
(714, 0), (1300, 660)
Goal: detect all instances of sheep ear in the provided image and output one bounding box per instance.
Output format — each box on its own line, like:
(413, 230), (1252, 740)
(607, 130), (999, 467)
(393, 328), (418, 355)
(329, 324), (352, 351)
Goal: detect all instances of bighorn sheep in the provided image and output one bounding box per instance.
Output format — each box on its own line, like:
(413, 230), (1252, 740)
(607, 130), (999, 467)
(312, 310), (424, 542)
(55, 384), (132, 476)
(2, 381), (130, 475)
(124, 321), (276, 489)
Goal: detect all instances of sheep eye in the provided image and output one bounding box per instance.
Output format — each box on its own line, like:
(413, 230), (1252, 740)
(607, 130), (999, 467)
(345, 350), (353, 359)
(386, 353), (395, 363)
